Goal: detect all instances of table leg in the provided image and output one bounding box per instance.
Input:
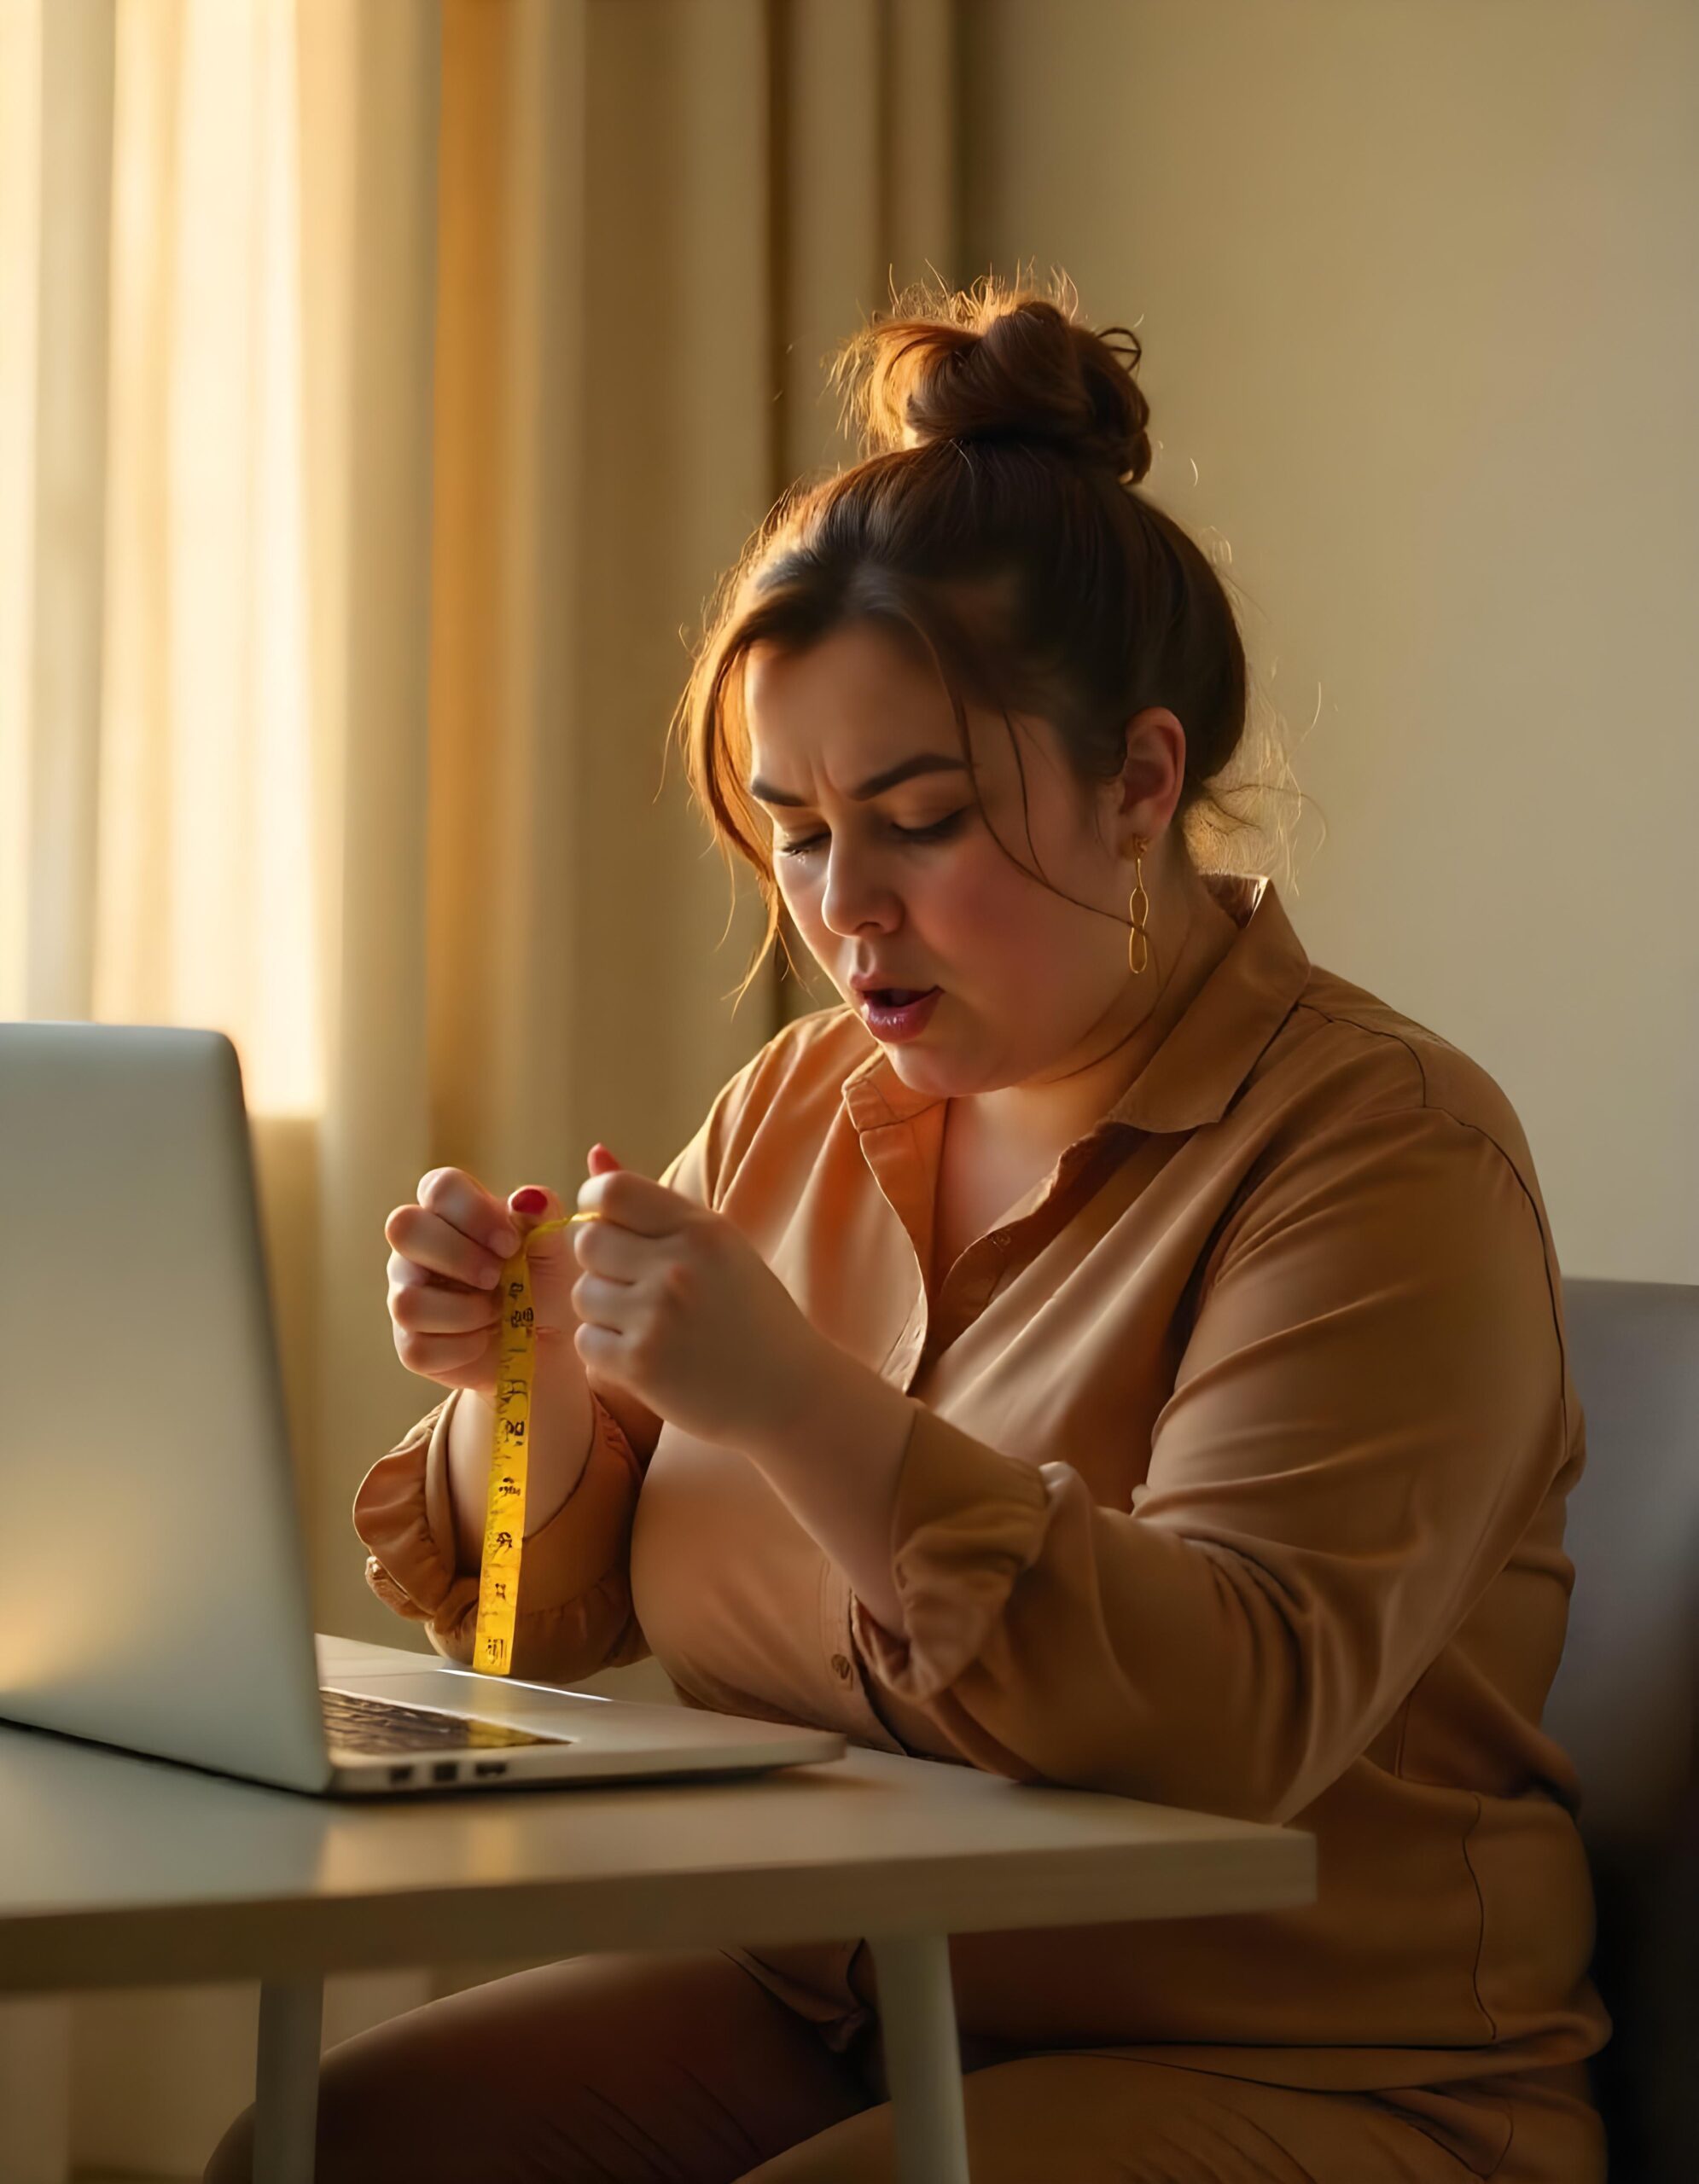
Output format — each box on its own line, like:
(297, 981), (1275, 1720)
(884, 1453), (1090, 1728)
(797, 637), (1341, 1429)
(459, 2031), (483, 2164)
(866, 1931), (971, 2184)
(254, 1978), (323, 2184)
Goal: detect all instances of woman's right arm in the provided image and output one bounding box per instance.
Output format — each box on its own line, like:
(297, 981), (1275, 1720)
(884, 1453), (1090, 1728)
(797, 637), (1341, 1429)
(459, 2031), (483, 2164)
(443, 1356), (594, 1571)
(353, 1380), (651, 1680)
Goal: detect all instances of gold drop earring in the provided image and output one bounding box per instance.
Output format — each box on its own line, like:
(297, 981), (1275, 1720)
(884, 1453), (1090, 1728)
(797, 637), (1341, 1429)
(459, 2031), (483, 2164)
(1128, 837), (1150, 976)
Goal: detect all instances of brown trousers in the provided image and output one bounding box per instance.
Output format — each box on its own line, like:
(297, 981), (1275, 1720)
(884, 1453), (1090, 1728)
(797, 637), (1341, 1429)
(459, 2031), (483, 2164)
(201, 1947), (1605, 2182)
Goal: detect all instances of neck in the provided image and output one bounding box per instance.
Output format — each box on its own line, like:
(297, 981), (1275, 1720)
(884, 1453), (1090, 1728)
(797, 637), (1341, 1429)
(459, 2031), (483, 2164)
(963, 858), (1242, 1154)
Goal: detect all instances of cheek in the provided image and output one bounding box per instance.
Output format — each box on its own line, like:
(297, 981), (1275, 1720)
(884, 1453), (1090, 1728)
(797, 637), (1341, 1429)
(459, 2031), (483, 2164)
(777, 839), (1036, 954)
(773, 862), (813, 924)
(932, 851), (1049, 945)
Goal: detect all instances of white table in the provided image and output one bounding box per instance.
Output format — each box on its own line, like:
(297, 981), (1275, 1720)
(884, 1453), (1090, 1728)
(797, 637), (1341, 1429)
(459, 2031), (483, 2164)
(0, 1635), (1316, 2183)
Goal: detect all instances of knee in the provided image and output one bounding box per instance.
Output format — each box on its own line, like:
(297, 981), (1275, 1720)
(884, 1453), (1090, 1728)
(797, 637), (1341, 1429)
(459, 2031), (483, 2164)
(200, 2064), (425, 2184)
(201, 2105), (253, 2184)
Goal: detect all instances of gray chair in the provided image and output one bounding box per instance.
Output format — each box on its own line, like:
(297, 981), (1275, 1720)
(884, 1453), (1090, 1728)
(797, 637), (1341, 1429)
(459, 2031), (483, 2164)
(1545, 1278), (1699, 2183)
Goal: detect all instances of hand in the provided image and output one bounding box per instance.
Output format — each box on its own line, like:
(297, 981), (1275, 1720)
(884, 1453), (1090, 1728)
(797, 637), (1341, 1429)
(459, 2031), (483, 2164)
(382, 1153), (620, 1397)
(568, 1154), (829, 1449)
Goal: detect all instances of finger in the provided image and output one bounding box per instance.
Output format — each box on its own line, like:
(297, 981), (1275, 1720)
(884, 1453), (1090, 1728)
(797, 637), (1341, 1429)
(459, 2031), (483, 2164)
(568, 1215), (644, 1282)
(386, 1208), (505, 1291)
(387, 1250), (489, 1299)
(574, 1168), (678, 1236)
(507, 1183), (575, 1265)
(509, 1181), (566, 1228)
(571, 1317), (620, 1376)
(394, 1327), (491, 1378)
(416, 1167), (521, 1258)
(568, 1269), (635, 1328)
(388, 1279), (502, 1337)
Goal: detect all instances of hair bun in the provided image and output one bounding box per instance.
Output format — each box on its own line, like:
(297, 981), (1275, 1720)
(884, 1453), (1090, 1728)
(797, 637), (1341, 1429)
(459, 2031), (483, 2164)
(832, 274), (1153, 486)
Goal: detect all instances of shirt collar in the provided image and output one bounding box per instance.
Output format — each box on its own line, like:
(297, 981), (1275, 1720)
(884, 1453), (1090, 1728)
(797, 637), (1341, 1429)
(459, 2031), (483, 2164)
(841, 870), (1311, 1139)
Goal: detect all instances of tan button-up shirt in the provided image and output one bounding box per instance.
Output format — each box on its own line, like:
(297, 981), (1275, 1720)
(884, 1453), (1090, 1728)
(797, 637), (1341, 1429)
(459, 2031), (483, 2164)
(352, 870), (1610, 2094)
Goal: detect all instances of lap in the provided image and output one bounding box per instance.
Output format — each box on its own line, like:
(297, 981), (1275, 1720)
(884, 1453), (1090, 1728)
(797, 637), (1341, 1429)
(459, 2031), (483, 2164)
(201, 1948), (868, 2184)
(201, 1945), (1606, 2184)
(748, 2053), (1607, 2183)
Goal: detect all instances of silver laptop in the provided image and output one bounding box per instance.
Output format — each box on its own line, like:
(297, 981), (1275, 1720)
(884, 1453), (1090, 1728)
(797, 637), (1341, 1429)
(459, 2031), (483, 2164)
(0, 1021), (846, 1797)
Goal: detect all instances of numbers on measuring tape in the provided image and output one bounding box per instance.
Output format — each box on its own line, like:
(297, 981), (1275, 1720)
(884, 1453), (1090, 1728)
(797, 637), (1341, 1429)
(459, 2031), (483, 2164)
(470, 1211), (587, 1677)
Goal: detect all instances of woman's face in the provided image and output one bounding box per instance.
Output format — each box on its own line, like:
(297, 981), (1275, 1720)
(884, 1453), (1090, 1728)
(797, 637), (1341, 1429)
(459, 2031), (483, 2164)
(744, 619), (1178, 1103)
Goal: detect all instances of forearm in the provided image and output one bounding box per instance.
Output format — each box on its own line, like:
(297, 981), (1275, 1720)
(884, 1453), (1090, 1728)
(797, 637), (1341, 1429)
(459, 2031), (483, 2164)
(445, 1337), (596, 1571)
(742, 1340), (917, 1638)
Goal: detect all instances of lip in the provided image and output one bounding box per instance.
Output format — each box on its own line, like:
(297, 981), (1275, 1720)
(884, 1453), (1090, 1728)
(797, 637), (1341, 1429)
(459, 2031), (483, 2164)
(849, 974), (931, 994)
(856, 986), (942, 1042)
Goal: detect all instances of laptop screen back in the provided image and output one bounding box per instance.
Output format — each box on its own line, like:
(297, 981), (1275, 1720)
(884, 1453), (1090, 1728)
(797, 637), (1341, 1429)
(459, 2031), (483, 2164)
(0, 1023), (329, 1790)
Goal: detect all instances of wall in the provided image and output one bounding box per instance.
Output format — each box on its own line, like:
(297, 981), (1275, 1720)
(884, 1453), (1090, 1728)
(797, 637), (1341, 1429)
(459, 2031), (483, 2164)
(964, 0), (1698, 1281)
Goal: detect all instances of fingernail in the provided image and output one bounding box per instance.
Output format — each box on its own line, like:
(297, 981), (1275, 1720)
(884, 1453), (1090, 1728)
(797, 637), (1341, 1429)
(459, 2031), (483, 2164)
(512, 1187), (548, 1214)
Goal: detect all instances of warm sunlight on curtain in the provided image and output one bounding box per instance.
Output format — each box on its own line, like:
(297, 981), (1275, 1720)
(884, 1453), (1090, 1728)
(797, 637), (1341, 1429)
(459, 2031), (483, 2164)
(98, 0), (320, 1112)
(0, 3), (958, 2171)
(0, 5), (39, 1001)
(1, 0), (319, 1114)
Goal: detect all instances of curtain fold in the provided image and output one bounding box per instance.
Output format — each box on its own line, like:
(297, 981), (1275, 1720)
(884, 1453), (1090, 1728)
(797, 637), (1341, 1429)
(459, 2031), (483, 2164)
(11, 0), (113, 1019)
(301, 0), (444, 1638)
(0, 0), (961, 2169)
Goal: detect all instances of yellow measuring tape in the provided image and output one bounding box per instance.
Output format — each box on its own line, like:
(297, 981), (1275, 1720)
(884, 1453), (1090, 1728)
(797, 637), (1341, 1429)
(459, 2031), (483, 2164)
(472, 1209), (603, 1676)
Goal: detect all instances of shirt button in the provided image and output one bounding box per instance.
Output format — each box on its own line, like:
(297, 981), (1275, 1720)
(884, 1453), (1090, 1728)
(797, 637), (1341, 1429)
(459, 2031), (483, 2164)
(830, 1652), (853, 1682)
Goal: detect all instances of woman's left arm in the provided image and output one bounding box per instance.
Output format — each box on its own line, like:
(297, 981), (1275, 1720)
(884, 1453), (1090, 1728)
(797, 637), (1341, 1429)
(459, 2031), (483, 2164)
(750, 1101), (1572, 1827)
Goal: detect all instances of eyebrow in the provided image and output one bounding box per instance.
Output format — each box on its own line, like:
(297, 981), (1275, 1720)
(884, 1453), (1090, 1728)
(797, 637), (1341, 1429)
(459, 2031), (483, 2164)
(747, 754), (969, 809)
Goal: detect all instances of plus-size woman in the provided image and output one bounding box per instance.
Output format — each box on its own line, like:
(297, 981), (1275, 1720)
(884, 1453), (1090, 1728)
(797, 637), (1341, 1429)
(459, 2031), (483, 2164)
(207, 276), (1609, 2183)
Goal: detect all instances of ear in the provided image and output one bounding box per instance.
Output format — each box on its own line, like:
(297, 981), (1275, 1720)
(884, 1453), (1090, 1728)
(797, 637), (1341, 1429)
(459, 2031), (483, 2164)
(1118, 706), (1187, 831)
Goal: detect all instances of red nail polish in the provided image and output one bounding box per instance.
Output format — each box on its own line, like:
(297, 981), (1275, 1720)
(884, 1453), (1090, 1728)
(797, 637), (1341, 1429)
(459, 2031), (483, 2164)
(512, 1187), (548, 1213)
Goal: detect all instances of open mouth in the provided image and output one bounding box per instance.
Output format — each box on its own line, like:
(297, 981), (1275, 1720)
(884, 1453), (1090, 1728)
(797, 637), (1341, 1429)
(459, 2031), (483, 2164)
(857, 986), (943, 1036)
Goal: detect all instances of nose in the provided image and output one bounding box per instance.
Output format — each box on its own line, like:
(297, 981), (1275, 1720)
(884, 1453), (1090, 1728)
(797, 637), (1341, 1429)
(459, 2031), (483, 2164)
(817, 845), (902, 941)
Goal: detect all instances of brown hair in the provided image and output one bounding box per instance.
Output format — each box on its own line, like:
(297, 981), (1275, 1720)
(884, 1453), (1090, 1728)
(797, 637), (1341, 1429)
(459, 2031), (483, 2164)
(667, 268), (1292, 1009)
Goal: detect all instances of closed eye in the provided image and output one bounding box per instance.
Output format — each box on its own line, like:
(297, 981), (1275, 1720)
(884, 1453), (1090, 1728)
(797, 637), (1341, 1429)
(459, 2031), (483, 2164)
(776, 811), (968, 860)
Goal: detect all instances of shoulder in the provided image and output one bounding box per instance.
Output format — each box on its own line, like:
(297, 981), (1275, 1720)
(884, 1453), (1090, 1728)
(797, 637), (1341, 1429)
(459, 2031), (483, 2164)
(1200, 967), (1574, 1448)
(1201, 965), (1565, 1362)
(1253, 958), (1544, 1193)
(1210, 957), (1569, 1314)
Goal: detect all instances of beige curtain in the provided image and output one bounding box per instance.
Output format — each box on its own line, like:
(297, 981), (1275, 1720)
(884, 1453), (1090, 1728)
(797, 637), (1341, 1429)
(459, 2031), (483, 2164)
(0, 0), (958, 2172)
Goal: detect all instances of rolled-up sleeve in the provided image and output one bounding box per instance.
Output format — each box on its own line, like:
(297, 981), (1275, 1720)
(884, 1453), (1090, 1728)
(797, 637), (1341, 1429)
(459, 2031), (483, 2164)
(352, 1385), (649, 1680)
(850, 1104), (1569, 1826)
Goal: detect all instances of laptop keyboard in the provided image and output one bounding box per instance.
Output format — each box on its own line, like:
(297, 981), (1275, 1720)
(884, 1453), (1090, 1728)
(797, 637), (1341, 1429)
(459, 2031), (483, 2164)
(320, 1686), (567, 1753)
